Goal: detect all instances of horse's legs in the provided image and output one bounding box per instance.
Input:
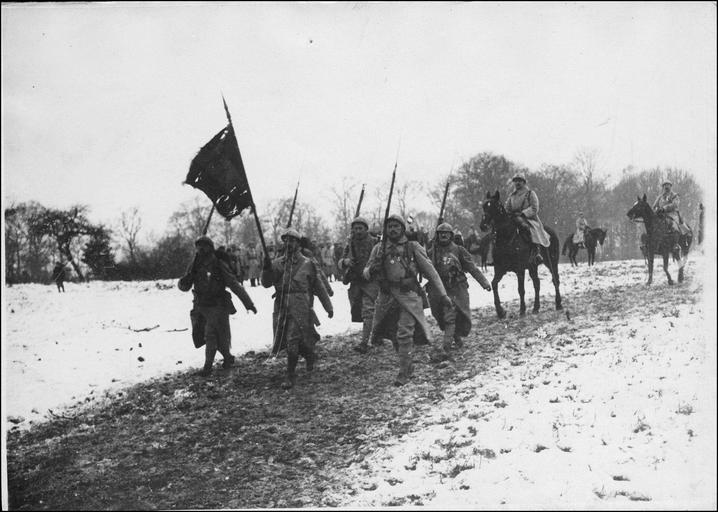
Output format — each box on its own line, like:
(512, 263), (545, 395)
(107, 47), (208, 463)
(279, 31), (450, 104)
(663, 251), (673, 285)
(544, 246), (562, 310)
(528, 264), (540, 313)
(491, 268), (507, 319)
(587, 247), (593, 266)
(517, 269), (527, 316)
(646, 244), (654, 285)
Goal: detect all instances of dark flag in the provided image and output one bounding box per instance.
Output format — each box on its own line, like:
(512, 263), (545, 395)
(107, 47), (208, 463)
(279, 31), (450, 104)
(185, 125), (253, 220)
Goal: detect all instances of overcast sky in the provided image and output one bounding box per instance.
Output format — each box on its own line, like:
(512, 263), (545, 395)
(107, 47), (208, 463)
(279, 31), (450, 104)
(2, 2), (716, 237)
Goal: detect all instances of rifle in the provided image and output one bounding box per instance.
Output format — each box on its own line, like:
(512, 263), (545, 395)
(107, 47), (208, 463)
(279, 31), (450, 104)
(286, 180), (299, 228)
(376, 160), (398, 276)
(342, 184), (366, 285)
(433, 177), (451, 267)
(354, 184), (365, 218)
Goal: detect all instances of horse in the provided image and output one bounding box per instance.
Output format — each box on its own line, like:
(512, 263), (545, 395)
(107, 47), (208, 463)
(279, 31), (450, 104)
(477, 233), (494, 270)
(562, 227), (607, 266)
(480, 191), (562, 318)
(626, 194), (692, 285)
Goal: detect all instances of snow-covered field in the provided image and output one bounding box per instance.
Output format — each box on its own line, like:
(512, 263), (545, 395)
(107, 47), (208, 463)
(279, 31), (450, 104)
(2, 254), (713, 434)
(3, 253), (716, 508)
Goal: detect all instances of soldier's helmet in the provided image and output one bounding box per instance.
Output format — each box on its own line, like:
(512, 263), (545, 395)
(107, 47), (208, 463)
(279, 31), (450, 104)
(512, 175), (526, 183)
(436, 222), (454, 234)
(385, 213), (406, 230)
(351, 216), (369, 228)
(662, 180), (673, 187)
(281, 227), (301, 241)
(195, 235), (215, 249)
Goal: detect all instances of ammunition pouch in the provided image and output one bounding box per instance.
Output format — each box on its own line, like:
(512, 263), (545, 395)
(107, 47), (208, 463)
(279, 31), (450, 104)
(380, 277), (420, 294)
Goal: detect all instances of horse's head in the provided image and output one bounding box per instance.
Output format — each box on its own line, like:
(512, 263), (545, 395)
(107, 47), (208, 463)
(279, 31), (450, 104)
(596, 228), (607, 245)
(627, 194), (651, 222)
(480, 190), (503, 232)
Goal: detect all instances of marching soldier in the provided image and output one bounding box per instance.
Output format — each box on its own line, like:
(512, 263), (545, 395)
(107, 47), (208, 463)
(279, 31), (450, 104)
(178, 236), (257, 377)
(427, 223), (492, 361)
(363, 214), (452, 386)
(262, 228), (334, 389)
(337, 216), (380, 353)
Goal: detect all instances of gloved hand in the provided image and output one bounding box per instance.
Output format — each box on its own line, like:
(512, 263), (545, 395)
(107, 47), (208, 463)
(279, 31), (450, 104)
(327, 309), (334, 319)
(440, 295), (453, 308)
(656, 207), (664, 214)
(248, 305), (257, 314)
(362, 268), (372, 281)
(483, 284), (492, 291)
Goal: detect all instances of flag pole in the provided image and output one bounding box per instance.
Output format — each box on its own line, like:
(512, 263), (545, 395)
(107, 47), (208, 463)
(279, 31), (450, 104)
(202, 203), (216, 235)
(221, 95), (270, 261)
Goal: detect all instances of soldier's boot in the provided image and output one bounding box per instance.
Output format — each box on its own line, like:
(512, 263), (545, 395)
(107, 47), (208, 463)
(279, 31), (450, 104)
(222, 354), (235, 369)
(354, 322), (373, 353)
(394, 345), (413, 386)
(281, 354), (299, 389)
(196, 348), (216, 377)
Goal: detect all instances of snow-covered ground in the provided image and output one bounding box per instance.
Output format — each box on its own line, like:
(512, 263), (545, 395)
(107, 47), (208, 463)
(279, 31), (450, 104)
(2, 254), (714, 435)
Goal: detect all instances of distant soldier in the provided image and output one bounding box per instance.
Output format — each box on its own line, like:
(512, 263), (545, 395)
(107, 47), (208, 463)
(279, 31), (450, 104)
(52, 262), (66, 293)
(262, 228), (334, 389)
(321, 243), (336, 282)
(505, 175), (550, 265)
(246, 243), (261, 287)
(653, 180), (690, 236)
(363, 214), (452, 386)
(178, 236), (257, 377)
(337, 216), (380, 353)
(300, 236), (334, 298)
(427, 223), (492, 360)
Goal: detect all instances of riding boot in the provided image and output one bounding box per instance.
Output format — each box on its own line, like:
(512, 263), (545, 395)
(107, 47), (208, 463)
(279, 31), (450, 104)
(282, 354), (298, 389)
(394, 345), (413, 386)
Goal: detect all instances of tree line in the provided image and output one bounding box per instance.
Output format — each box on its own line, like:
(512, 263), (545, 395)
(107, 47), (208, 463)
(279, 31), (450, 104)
(4, 150), (704, 284)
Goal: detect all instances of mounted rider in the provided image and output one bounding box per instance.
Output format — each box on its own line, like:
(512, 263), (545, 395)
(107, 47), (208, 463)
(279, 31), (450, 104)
(573, 211), (591, 248)
(653, 180), (690, 236)
(504, 175), (550, 265)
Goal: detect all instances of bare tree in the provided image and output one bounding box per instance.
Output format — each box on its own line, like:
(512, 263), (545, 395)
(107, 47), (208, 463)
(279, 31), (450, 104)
(119, 207), (142, 263)
(572, 147), (605, 222)
(330, 177), (359, 241)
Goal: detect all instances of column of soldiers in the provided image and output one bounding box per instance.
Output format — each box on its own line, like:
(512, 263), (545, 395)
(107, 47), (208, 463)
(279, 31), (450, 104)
(179, 212), (496, 388)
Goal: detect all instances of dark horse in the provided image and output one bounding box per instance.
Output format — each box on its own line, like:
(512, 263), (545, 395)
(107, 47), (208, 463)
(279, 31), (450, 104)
(480, 191), (562, 318)
(626, 194), (692, 285)
(562, 227), (607, 266)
